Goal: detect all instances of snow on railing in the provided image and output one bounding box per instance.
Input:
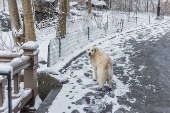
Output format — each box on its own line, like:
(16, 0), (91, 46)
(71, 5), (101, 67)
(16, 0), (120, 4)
(0, 51), (22, 63)
(0, 41), (39, 112)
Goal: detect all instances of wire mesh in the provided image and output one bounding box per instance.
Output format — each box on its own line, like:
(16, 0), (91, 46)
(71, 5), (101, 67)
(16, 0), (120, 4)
(47, 14), (155, 67)
(47, 38), (59, 67)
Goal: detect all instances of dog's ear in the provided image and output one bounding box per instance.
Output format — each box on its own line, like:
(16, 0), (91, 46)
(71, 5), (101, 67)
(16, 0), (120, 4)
(86, 48), (88, 52)
(86, 47), (89, 51)
(93, 46), (98, 52)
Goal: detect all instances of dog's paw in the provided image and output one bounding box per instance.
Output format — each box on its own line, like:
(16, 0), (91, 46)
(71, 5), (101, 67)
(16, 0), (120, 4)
(108, 87), (112, 91)
(97, 87), (102, 91)
(93, 79), (97, 81)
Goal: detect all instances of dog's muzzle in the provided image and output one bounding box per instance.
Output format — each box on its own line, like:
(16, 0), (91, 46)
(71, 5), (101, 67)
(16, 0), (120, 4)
(89, 53), (91, 56)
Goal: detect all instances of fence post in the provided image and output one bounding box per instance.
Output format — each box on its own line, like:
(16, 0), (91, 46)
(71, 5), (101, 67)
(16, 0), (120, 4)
(0, 65), (13, 113)
(0, 78), (7, 107)
(13, 72), (20, 94)
(121, 19), (124, 31)
(88, 27), (90, 40)
(21, 42), (39, 106)
(47, 43), (50, 67)
(107, 15), (109, 29)
(59, 38), (61, 57)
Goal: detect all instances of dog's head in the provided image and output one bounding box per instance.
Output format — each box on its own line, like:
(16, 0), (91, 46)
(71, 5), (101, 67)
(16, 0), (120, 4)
(86, 46), (98, 57)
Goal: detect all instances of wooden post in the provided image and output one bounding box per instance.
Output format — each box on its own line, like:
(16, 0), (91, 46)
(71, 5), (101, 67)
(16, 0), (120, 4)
(13, 72), (21, 94)
(0, 82), (3, 107)
(0, 78), (7, 107)
(21, 42), (39, 106)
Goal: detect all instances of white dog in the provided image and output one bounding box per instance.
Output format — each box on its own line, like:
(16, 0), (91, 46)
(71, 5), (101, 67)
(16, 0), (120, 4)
(86, 46), (113, 91)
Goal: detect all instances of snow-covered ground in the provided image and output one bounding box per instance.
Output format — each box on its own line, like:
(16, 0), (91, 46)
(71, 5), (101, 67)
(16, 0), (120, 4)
(1, 0), (170, 112)
(46, 18), (170, 112)
(1, 11), (170, 112)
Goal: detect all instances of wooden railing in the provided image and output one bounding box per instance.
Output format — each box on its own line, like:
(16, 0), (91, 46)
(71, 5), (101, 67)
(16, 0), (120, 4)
(0, 41), (39, 113)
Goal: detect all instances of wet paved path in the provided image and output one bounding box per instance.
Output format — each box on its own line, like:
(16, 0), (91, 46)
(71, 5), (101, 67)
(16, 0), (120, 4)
(127, 30), (170, 113)
(48, 21), (170, 113)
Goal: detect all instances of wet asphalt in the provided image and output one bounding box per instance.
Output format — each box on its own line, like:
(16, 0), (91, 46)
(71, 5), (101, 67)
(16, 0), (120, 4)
(119, 31), (170, 113)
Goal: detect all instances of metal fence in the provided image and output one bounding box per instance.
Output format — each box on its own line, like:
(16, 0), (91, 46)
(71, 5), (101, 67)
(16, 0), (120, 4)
(47, 14), (154, 67)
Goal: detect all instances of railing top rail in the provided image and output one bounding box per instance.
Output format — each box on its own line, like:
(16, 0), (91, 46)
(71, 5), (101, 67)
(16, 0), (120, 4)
(10, 56), (31, 75)
(0, 52), (22, 57)
(0, 65), (13, 75)
(0, 41), (39, 75)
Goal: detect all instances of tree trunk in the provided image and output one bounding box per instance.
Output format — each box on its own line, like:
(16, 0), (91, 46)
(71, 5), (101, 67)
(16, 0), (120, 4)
(110, 0), (112, 9)
(3, 0), (5, 11)
(129, 0), (131, 13)
(163, 0), (169, 14)
(57, 0), (67, 38)
(88, 0), (92, 14)
(54, 0), (58, 8)
(130, 0), (133, 11)
(8, 0), (20, 31)
(125, 0), (127, 12)
(68, 0), (70, 13)
(150, 0), (155, 13)
(21, 0), (36, 41)
(67, 0), (71, 18)
(104, 0), (109, 9)
(157, 0), (161, 17)
(146, 0), (149, 12)
(8, 0), (24, 43)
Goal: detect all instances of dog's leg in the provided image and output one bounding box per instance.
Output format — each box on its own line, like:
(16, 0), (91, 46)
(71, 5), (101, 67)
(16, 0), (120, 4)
(93, 67), (97, 81)
(97, 69), (107, 90)
(108, 78), (112, 91)
(107, 66), (113, 91)
(98, 77), (106, 90)
(107, 75), (112, 89)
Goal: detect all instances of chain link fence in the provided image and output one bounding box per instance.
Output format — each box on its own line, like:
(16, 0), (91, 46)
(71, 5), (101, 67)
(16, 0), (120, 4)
(47, 14), (155, 67)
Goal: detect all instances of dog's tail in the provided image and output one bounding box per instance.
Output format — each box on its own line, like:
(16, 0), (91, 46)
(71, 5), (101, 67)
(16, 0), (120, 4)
(107, 63), (113, 88)
(107, 63), (113, 79)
